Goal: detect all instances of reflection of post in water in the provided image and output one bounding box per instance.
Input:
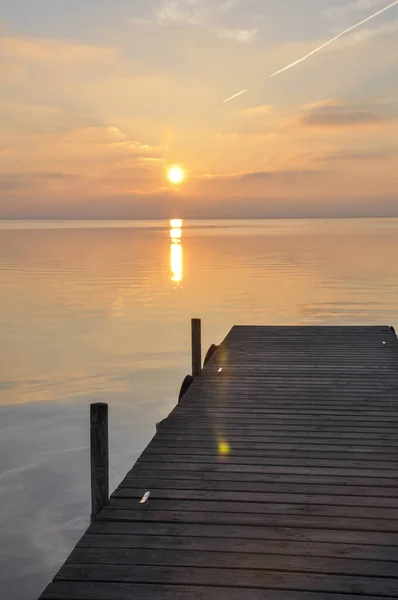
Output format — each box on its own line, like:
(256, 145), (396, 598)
(170, 219), (183, 283)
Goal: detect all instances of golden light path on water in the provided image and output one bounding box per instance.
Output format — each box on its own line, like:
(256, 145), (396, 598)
(169, 221), (230, 457)
(170, 219), (183, 283)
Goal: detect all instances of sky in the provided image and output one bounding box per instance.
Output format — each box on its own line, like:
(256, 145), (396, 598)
(0, 0), (397, 219)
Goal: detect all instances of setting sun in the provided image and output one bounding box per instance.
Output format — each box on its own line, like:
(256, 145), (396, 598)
(167, 166), (185, 185)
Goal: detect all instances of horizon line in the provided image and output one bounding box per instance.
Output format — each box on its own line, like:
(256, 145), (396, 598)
(1, 215), (398, 222)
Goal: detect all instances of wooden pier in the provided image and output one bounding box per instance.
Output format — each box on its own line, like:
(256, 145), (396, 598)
(40, 324), (398, 599)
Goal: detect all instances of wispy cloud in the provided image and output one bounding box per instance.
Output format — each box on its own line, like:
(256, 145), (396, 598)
(238, 169), (324, 181)
(0, 172), (76, 192)
(0, 36), (123, 70)
(138, 0), (258, 42)
(242, 105), (274, 118)
(218, 27), (258, 42)
(318, 148), (398, 160)
(155, 0), (234, 25)
(299, 100), (383, 127)
(202, 168), (324, 182)
(324, 0), (389, 19)
(328, 18), (398, 48)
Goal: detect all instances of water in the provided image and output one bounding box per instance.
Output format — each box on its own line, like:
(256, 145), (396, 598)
(1, 217), (398, 599)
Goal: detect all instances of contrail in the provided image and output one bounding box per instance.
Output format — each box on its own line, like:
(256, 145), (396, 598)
(271, 0), (398, 77)
(222, 0), (398, 101)
(223, 89), (248, 103)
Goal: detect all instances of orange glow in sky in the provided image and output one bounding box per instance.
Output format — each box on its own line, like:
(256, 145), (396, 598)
(1, 2), (397, 219)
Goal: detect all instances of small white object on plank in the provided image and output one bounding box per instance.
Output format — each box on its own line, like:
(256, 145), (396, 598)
(140, 491), (150, 504)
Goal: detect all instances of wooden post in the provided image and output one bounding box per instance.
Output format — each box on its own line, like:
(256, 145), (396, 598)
(90, 403), (109, 519)
(191, 318), (202, 378)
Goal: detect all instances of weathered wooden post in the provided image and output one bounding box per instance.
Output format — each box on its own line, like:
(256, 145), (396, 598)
(191, 318), (202, 378)
(90, 403), (109, 519)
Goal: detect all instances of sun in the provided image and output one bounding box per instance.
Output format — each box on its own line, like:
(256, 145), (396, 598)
(167, 165), (185, 185)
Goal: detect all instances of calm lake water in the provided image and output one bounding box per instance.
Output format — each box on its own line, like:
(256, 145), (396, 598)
(1, 217), (398, 599)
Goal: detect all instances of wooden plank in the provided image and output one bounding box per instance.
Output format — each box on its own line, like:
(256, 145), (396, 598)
(182, 387), (398, 394)
(205, 359), (398, 364)
(154, 416), (398, 431)
(208, 366), (398, 370)
(150, 438), (398, 453)
(124, 469), (398, 487)
(132, 461), (398, 477)
(54, 564), (398, 595)
(179, 403), (398, 410)
(87, 520), (398, 545)
(158, 423), (398, 433)
(185, 391), (398, 397)
(173, 409), (398, 418)
(117, 479), (398, 497)
(189, 377), (398, 382)
(200, 359), (398, 364)
(107, 497), (398, 519)
(143, 447), (398, 462)
(147, 440), (398, 452)
(40, 582), (397, 600)
(201, 371), (397, 375)
(181, 390), (398, 396)
(67, 547), (398, 577)
(77, 534), (398, 561)
(155, 432), (398, 443)
(137, 453), (398, 468)
(180, 387), (398, 394)
(175, 403), (398, 412)
(96, 508), (398, 532)
(161, 412), (398, 425)
(112, 487), (398, 506)
(163, 413), (398, 425)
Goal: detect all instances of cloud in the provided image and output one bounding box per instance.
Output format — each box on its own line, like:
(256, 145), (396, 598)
(242, 105), (274, 118)
(152, 0), (257, 41)
(299, 100), (383, 127)
(324, 0), (389, 19)
(201, 167), (325, 184)
(0, 112), (165, 190)
(240, 169), (323, 180)
(0, 36), (123, 73)
(155, 0), (233, 25)
(318, 148), (398, 161)
(218, 27), (258, 42)
(329, 18), (398, 49)
(0, 173), (76, 192)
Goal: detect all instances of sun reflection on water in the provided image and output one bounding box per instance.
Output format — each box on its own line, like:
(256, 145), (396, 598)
(170, 219), (183, 229)
(170, 219), (183, 284)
